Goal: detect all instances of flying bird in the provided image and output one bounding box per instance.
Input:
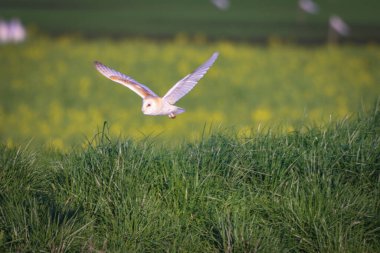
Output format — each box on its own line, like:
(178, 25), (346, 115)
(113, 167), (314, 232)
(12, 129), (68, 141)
(94, 52), (219, 119)
(210, 0), (230, 10)
(298, 0), (319, 14)
(329, 15), (350, 36)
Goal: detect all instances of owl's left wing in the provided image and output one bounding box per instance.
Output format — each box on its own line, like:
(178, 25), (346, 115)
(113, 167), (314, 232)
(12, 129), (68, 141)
(163, 52), (219, 105)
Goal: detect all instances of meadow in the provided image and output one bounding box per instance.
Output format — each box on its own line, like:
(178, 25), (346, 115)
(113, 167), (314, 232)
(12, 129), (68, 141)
(1, 36), (380, 148)
(0, 105), (379, 252)
(1, 1), (380, 251)
(0, 35), (379, 252)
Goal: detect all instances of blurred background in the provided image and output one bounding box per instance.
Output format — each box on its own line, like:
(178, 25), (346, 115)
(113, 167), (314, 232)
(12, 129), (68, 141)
(1, 0), (380, 149)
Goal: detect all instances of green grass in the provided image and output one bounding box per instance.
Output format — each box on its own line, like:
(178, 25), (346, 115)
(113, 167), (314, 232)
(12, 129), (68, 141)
(2, 0), (380, 42)
(1, 105), (379, 252)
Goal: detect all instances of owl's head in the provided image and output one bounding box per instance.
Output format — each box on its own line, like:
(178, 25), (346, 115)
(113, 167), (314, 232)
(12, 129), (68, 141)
(142, 97), (160, 115)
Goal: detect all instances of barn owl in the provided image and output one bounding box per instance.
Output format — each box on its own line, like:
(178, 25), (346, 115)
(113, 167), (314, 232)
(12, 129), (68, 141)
(94, 52), (218, 119)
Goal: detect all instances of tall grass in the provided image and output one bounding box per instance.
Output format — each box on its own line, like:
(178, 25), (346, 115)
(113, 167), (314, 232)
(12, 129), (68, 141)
(1, 106), (379, 252)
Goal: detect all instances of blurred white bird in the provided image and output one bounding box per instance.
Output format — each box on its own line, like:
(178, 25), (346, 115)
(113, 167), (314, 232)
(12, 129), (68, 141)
(0, 19), (10, 44)
(298, 0), (319, 14)
(210, 0), (230, 10)
(0, 18), (26, 44)
(8, 18), (26, 43)
(94, 52), (219, 119)
(329, 15), (350, 36)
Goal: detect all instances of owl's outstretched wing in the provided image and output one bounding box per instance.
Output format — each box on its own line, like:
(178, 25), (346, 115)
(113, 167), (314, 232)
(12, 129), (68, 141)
(94, 61), (158, 99)
(163, 52), (219, 105)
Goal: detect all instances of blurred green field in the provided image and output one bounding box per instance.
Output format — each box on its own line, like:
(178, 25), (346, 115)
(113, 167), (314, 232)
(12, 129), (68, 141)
(1, 36), (380, 148)
(2, 0), (380, 43)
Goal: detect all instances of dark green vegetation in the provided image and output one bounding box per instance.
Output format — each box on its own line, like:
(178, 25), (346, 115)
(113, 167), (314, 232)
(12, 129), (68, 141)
(2, 0), (380, 43)
(1, 106), (379, 252)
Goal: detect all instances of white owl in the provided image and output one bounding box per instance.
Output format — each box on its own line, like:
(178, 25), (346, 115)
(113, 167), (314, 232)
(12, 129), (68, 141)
(94, 52), (219, 119)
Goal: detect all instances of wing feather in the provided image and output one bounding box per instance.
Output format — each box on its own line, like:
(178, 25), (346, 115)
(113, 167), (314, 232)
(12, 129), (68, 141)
(94, 61), (158, 98)
(163, 52), (219, 104)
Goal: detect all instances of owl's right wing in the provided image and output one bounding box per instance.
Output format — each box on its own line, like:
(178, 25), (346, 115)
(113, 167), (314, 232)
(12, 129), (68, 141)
(94, 61), (158, 99)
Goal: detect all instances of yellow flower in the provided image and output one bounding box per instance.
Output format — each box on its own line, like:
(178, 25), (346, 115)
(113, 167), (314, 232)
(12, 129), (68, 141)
(252, 108), (272, 122)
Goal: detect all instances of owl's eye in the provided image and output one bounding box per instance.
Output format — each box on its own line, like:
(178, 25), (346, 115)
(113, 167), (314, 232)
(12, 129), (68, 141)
(147, 103), (151, 107)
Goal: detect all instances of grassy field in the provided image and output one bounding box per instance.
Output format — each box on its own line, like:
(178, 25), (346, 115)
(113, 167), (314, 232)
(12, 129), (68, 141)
(2, 0), (380, 42)
(1, 2), (379, 251)
(0, 105), (379, 252)
(1, 36), (380, 149)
